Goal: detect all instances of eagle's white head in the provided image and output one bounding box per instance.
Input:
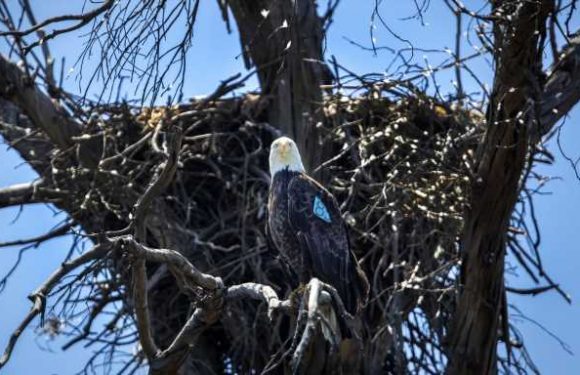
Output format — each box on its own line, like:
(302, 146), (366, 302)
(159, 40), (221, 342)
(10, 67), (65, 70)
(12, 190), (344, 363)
(269, 136), (305, 177)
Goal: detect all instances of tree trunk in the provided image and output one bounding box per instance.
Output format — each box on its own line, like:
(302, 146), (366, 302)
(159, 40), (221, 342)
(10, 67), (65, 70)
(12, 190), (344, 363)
(446, 2), (553, 373)
(221, 0), (333, 178)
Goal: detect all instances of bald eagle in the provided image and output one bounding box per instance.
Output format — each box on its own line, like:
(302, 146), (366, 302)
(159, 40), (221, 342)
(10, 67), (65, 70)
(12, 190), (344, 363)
(267, 136), (369, 314)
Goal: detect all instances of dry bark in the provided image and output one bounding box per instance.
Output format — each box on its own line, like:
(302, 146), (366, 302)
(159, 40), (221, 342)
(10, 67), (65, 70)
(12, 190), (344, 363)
(446, 2), (554, 373)
(220, 0), (333, 178)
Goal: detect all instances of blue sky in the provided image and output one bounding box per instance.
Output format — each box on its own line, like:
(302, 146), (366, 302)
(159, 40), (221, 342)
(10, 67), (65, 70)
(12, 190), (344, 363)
(0, 1), (578, 373)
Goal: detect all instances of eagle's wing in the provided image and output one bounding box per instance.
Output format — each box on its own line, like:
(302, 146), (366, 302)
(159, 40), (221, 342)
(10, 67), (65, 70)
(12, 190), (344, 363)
(287, 173), (367, 313)
(265, 191), (299, 288)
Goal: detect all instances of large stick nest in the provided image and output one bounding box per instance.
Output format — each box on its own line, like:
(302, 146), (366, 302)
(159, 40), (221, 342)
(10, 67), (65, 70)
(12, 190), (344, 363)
(23, 87), (550, 373)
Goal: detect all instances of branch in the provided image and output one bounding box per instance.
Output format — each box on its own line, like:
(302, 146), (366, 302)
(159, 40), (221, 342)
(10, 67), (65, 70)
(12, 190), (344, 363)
(20, 0), (56, 94)
(291, 278), (323, 371)
(132, 126), (183, 238)
(540, 31), (580, 137)
(0, 180), (63, 209)
(118, 235), (223, 373)
(125, 238), (222, 291)
(0, 100), (54, 174)
(0, 0), (114, 41)
(0, 221), (72, 248)
(506, 285), (559, 296)
(132, 259), (160, 359)
(151, 284), (227, 375)
(447, 2), (555, 373)
(288, 278), (355, 374)
(0, 181), (39, 208)
(119, 234), (354, 374)
(149, 307), (211, 375)
(0, 55), (79, 149)
(0, 56), (102, 169)
(227, 283), (292, 319)
(119, 234), (296, 374)
(106, 125), (183, 238)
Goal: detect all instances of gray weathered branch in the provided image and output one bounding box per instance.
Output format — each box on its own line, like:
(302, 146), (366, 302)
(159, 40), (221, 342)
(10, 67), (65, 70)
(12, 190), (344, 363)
(447, 2), (555, 374)
(540, 31), (580, 137)
(120, 234), (288, 374)
(227, 282), (292, 319)
(132, 258), (160, 359)
(0, 180), (63, 209)
(0, 55), (79, 149)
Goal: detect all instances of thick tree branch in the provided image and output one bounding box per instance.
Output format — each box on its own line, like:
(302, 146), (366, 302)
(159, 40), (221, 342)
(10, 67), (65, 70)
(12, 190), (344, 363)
(0, 180), (63, 209)
(117, 233), (353, 374)
(126, 239), (222, 291)
(149, 307), (213, 375)
(0, 100), (54, 173)
(132, 259), (160, 359)
(540, 31), (580, 137)
(227, 283), (292, 319)
(0, 181), (41, 208)
(447, 1), (555, 374)
(0, 222), (72, 248)
(119, 235), (267, 374)
(132, 127), (183, 239)
(0, 56), (102, 169)
(291, 278), (324, 371)
(0, 55), (79, 149)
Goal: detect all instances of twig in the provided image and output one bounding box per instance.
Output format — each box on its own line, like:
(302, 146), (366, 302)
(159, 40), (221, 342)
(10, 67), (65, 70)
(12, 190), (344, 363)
(0, 221), (73, 248)
(0, 242), (111, 368)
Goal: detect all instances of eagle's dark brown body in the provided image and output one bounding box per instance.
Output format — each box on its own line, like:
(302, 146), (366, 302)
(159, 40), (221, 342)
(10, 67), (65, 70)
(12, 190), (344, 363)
(268, 170), (303, 279)
(268, 168), (369, 314)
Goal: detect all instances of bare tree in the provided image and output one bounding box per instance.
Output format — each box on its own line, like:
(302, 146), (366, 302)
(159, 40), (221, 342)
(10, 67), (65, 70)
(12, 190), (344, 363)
(0, 0), (579, 374)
